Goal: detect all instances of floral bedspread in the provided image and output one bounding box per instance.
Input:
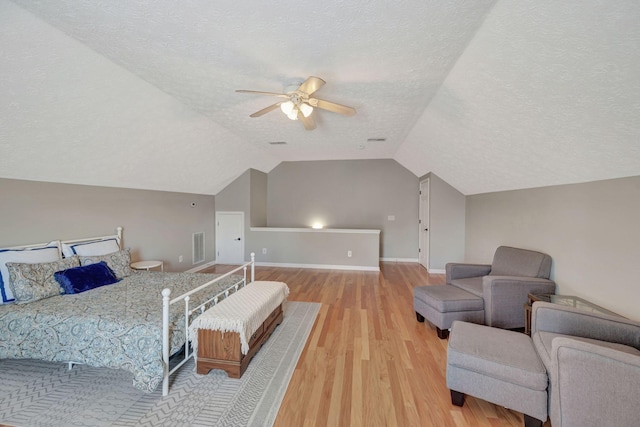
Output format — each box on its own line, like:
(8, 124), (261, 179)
(0, 271), (242, 392)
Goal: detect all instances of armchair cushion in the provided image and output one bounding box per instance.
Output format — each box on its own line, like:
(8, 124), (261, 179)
(489, 246), (552, 279)
(448, 277), (483, 298)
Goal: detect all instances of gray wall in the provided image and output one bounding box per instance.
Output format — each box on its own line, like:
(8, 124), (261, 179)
(0, 178), (215, 272)
(465, 176), (640, 320)
(249, 228), (380, 269)
(266, 159), (419, 260)
(214, 169), (251, 260)
(249, 169), (268, 227)
(215, 170), (250, 214)
(427, 173), (466, 270)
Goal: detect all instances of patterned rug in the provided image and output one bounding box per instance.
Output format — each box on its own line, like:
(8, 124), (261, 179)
(0, 301), (320, 427)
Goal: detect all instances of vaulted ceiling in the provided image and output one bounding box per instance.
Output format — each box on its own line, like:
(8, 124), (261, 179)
(2, 0), (639, 195)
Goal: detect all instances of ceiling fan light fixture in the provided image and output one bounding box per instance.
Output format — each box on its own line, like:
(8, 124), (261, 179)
(299, 103), (313, 118)
(280, 100), (300, 120)
(280, 100), (294, 115)
(237, 76), (356, 129)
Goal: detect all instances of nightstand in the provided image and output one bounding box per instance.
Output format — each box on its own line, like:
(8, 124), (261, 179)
(131, 260), (164, 272)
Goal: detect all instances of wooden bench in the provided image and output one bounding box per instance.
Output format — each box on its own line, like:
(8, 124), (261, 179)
(190, 281), (289, 379)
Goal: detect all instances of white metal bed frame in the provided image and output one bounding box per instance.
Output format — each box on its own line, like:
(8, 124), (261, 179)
(161, 253), (255, 396)
(4, 227), (256, 396)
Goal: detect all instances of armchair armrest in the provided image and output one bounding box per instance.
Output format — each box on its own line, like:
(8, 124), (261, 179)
(445, 263), (491, 282)
(532, 301), (640, 349)
(482, 276), (556, 328)
(549, 337), (640, 427)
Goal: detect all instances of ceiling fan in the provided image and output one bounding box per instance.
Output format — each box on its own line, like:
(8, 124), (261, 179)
(236, 76), (356, 131)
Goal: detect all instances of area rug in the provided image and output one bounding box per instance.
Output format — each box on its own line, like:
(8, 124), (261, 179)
(0, 301), (320, 427)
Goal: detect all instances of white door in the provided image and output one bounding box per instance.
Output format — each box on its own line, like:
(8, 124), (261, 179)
(215, 212), (244, 264)
(419, 178), (430, 270)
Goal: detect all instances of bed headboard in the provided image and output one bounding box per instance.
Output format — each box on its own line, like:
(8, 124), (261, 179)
(2, 227), (122, 253)
(60, 226), (123, 247)
(59, 227), (123, 258)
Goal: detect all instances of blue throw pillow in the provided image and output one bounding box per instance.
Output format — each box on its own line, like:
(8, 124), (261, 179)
(54, 261), (119, 294)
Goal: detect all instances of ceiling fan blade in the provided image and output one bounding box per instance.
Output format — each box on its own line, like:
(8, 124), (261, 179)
(309, 98), (356, 116)
(249, 102), (282, 118)
(299, 112), (317, 131)
(297, 77), (326, 96)
(236, 90), (289, 99)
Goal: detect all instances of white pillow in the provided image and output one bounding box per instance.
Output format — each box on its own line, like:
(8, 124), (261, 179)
(0, 243), (61, 304)
(62, 238), (120, 257)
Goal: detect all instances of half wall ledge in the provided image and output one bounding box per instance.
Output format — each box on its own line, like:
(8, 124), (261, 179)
(249, 227), (380, 271)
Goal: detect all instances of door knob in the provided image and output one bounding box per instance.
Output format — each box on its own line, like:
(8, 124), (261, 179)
(424, 228), (428, 231)
(234, 238), (241, 241)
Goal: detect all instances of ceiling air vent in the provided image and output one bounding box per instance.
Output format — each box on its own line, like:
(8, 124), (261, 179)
(366, 138), (387, 142)
(192, 232), (205, 264)
(268, 141), (287, 145)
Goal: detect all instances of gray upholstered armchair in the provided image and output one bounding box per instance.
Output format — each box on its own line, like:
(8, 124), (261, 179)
(531, 302), (640, 427)
(445, 301), (640, 427)
(446, 246), (556, 329)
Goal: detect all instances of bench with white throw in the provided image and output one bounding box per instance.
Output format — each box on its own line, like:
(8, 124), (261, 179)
(189, 280), (289, 378)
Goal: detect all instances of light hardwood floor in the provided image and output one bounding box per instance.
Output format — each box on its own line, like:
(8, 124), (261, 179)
(203, 262), (550, 427)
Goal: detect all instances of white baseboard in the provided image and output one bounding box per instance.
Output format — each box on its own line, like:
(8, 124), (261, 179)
(379, 257), (420, 263)
(378, 258), (445, 274)
(185, 260), (217, 273)
(254, 261), (380, 272)
(192, 259), (439, 274)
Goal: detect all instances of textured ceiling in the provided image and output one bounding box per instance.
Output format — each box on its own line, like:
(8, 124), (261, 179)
(1, 0), (639, 195)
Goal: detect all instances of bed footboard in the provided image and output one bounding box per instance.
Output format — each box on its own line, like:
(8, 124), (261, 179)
(161, 253), (255, 396)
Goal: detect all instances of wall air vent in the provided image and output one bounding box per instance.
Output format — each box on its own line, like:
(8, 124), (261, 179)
(192, 232), (205, 264)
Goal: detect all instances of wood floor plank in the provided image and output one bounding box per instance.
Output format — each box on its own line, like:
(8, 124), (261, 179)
(326, 352), (346, 427)
(351, 331), (363, 426)
(359, 309), (370, 361)
(202, 262), (541, 427)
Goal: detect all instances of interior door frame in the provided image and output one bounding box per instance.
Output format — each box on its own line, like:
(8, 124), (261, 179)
(215, 211), (245, 264)
(419, 178), (430, 270)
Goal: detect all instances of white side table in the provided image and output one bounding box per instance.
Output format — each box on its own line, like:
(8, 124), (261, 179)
(131, 260), (164, 272)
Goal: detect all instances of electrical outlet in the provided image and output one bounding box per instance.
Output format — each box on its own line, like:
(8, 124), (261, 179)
(347, 250), (352, 258)
(262, 248), (267, 254)
(178, 255), (183, 263)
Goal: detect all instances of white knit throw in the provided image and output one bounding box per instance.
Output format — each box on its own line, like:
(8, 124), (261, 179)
(189, 281), (289, 356)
